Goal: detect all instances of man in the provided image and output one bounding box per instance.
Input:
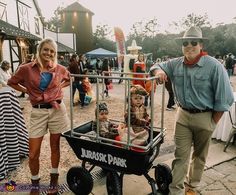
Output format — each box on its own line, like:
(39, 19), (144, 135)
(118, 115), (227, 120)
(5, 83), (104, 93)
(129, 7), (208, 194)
(78, 54), (85, 74)
(225, 53), (235, 77)
(58, 55), (68, 67)
(150, 26), (234, 195)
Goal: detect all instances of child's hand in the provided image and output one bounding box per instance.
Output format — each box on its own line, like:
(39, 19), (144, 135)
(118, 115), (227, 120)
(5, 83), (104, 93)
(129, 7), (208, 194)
(135, 130), (147, 137)
(117, 123), (125, 136)
(118, 123), (125, 129)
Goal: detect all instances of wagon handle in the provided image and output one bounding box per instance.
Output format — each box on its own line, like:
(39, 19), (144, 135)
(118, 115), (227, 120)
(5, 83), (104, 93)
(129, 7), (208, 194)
(70, 76), (74, 136)
(161, 81), (165, 132)
(127, 79), (132, 149)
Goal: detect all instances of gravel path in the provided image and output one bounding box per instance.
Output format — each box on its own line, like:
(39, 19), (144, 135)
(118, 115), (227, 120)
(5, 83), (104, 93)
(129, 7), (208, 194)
(4, 81), (177, 185)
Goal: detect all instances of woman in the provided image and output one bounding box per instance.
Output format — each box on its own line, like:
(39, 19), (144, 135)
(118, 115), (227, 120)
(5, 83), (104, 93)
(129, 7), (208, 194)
(101, 58), (111, 97)
(68, 54), (86, 108)
(133, 53), (146, 88)
(133, 53), (150, 106)
(8, 38), (70, 195)
(0, 60), (11, 87)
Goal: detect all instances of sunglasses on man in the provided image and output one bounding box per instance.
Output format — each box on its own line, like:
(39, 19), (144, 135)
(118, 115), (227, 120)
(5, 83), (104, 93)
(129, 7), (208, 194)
(182, 41), (199, 47)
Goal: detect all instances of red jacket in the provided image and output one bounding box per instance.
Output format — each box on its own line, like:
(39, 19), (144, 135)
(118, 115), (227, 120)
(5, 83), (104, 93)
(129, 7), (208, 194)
(133, 61), (146, 88)
(8, 62), (70, 106)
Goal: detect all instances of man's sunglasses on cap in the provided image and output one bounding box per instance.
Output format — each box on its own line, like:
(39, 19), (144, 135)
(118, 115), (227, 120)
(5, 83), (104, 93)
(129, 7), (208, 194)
(182, 41), (199, 47)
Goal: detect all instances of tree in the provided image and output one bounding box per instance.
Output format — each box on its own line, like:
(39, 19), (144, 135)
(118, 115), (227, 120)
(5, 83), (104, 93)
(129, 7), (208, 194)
(144, 18), (160, 38)
(93, 24), (115, 51)
(93, 24), (112, 40)
(172, 13), (211, 31)
(128, 20), (146, 44)
(45, 6), (63, 31)
(207, 23), (236, 56)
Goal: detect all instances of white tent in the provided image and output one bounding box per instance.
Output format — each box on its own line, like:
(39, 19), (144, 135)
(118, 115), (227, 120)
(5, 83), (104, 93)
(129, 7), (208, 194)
(85, 48), (117, 58)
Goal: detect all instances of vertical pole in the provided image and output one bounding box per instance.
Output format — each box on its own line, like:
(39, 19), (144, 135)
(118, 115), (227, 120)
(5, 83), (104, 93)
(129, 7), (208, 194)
(73, 33), (75, 52)
(72, 26), (75, 52)
(0, 31), (5, 61)
(70, 75), (74, 136)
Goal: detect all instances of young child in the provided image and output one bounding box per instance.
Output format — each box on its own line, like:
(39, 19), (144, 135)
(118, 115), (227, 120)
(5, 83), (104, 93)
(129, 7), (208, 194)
(82, 69), (93, 105)
(93, 102), (119, 139)
(118, 85), (150, 146)
(82, 69), (92, 93)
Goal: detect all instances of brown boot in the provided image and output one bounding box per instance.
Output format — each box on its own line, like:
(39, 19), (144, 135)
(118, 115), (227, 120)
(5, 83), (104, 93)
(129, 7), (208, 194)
(30, 178), (40, 195)
(47, 173), (59, 195)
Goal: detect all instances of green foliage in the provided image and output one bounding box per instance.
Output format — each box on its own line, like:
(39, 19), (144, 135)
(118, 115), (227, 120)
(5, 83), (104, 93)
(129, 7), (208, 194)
(45, 6), (64, 31)
(93, 24), (115, 52)
(93, 21), (236, 59)
(93, 24), (112, 39)
(47, 7), (236, 58)
(144, 18), (160, 37)
(172, 13), (211, 31)
(205, 24), (236, 56)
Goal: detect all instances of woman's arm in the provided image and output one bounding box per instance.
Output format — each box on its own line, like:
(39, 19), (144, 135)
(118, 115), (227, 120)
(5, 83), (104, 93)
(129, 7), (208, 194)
(60, 80), (70, 88)
(8, 83), (27, 93)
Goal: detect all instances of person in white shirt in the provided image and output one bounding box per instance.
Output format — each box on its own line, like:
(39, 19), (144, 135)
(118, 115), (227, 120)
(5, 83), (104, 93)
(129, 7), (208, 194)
(0, 60), (11, 87)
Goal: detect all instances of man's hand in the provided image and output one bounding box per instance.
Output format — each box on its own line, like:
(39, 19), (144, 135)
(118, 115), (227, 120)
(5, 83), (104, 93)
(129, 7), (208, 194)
(153, 69), (168, 84)
(212, 111), (224, 124)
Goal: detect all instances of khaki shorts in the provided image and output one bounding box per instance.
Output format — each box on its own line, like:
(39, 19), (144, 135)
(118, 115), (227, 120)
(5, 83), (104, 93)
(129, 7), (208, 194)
(29, 102), (69, 138)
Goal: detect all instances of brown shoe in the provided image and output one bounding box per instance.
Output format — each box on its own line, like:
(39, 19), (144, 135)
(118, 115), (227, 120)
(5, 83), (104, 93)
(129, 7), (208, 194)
(47, 173), (59, 195)
(30, 178), (40, 195)
(186, 189), (196, 195)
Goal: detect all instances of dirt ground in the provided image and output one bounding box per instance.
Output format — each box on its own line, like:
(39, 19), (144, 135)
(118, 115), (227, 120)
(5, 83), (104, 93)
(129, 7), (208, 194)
(3, 80), (178, 184)
(4, 74), (236, 192)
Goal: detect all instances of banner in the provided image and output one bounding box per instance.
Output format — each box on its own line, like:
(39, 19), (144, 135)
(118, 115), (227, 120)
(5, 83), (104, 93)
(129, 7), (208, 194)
(114, 27), (126, 68)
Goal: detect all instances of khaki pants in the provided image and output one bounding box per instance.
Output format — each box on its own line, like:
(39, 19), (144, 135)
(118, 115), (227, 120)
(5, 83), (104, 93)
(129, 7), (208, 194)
(169, 108), (216, 195)
(29, 102), (69, 138)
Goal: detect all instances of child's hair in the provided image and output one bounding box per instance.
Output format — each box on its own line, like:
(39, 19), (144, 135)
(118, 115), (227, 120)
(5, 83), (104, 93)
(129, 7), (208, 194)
(130, 85), (148, 96)
(95, 102), (109, 117)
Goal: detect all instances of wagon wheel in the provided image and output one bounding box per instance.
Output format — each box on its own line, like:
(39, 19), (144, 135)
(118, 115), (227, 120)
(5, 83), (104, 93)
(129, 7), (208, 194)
(154, 163), (172, 194)
(106, 171), (122, 195)
(67, 166), (93, 195)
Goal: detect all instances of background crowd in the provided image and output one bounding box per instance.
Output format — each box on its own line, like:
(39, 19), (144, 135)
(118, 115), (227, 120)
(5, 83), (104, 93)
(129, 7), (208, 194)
(0, 26), (236, 195)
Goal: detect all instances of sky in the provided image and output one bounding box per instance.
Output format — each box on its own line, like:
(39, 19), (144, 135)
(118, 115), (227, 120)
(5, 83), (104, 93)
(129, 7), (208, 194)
(38, 0), (236, 37)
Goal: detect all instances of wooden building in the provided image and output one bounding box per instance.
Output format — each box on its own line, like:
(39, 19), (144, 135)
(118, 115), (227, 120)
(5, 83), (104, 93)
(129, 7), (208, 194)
(60, 1), (94, 55)
(0, 0), (44, 72)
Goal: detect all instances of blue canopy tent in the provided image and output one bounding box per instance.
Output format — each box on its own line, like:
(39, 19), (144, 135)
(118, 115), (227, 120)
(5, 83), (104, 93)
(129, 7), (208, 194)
(85, 48), (117, 58)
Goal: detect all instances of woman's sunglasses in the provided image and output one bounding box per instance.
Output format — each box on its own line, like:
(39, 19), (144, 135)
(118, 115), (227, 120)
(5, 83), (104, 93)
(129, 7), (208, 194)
(182, 41), (198, 47)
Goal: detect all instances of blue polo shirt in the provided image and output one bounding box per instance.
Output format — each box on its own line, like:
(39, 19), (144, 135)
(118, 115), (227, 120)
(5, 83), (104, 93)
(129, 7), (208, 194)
(150, 55), (234, 111)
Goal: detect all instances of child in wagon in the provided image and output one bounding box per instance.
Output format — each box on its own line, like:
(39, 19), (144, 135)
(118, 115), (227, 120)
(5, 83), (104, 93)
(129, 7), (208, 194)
(93, 102), (120, 139)
(117, 85), (150, 146)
